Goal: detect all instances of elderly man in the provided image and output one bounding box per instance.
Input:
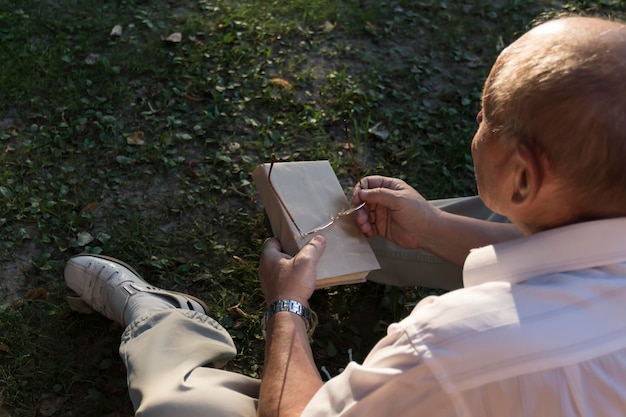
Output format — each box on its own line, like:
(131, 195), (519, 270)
(65, 16), (626, 417)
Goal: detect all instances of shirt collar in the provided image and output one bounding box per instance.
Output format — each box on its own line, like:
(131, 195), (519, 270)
(463, 217), (626, 287)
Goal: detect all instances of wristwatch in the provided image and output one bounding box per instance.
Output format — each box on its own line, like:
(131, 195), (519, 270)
(261, 299), (318, 338)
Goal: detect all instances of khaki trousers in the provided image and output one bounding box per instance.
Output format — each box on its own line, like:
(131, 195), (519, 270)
(367, 196), (508, 290)
(120, 310), (260, 416)
(120, 196), (505, 416)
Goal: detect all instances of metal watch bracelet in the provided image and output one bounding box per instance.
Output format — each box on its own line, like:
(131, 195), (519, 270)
(261, 299), (318, 338)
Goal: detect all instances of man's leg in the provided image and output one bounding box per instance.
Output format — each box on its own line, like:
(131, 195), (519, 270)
(367, 196), (509, 290)
(64, 255), (259, 417)
(121, 309), (259, 417)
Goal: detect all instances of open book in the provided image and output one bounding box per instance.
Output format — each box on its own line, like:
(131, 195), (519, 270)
(252, 160), (380, 288)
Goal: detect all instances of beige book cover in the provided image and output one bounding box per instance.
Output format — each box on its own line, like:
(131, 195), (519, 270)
(252, 160), (380, 288)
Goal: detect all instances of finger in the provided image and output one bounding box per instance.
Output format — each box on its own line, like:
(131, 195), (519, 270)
(355, 201), (372, 229)
(262, 236), (281, 252)
(293, 235), (327, 266)
(356, 218), (374, 237)
(261, 237), (289, 263)
(368, 207), (378, 233)
(357, 175), (397, 190)
(356, 177), (370, 192)
(304, 235), (327, 257)
(351, 177), (368, 205)
(361, 185), (409, 213)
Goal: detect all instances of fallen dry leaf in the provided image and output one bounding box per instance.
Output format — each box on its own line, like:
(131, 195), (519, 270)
(110, 24), (123, 37)
(365, 21), (380, 32)
(0, 342), (9, 353)
(182, 92), (203, 102)
(321, 21), (337, 33)
(226, 142), (241, 153)
(172, 256), (187, 265)
(76, 231), (94, 246)
(269, 78), (293, 89)
(192, 273), (211, 282)
(368, 122), (390, 140)
(163, 32), (182, 43)
(124, 131), (145, 146)
(84, 53), (100, 65)
(24, 287), (48, 300)
(82, 202), (100, 212)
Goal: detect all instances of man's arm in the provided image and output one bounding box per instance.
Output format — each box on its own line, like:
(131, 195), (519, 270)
(258, 312), (323, 417)
(423, 211), (522, 265)
(257, 237), (327, 417)
(354, 176), (523, 266)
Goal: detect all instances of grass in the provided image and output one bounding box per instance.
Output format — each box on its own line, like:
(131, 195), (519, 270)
(1, 0), (625, 415)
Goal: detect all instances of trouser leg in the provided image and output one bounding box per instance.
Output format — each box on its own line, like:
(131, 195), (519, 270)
(367, 196), (509, 290)
(120, 309), (260, 417)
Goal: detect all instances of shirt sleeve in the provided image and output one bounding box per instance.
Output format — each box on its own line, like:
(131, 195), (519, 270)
(300, 304), (457, 417)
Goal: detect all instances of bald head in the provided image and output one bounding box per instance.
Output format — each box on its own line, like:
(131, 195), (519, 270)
(486, 17), (626, 109)
(482, 16), (626, 219)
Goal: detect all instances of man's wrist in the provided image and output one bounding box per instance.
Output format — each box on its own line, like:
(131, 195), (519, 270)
(262, 299), (318, 339)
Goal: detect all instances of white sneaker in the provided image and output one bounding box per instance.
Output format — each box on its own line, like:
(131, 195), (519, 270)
(64, 254), (208, 326)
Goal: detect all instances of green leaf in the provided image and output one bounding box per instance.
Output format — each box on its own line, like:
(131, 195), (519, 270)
(115, 155), (134, 164)
(0, 186), (13, 198)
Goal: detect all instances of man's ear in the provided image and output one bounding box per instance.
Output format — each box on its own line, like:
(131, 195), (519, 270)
(511, 143), (543, 205)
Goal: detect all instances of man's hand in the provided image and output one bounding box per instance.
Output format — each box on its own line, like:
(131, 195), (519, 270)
(353, 176), (440, 250)
(259, 236), (327, 306)
(353, 175), (523, 266)
(258, 236), (327, 417)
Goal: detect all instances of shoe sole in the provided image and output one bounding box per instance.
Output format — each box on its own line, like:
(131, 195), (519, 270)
(72, 253), (210, 315)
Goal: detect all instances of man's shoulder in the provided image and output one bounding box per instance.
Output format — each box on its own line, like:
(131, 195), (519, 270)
(464, 217), (626, 287)
(399, 281), (519, 345)
(402, 264), (626, 344)
(395, 271), (626, 390)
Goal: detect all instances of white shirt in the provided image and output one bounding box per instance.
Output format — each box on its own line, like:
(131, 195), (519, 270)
(302, 217), (626, 416)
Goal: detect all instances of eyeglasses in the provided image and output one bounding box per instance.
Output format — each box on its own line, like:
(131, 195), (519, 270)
(267, 121), (366, 238)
